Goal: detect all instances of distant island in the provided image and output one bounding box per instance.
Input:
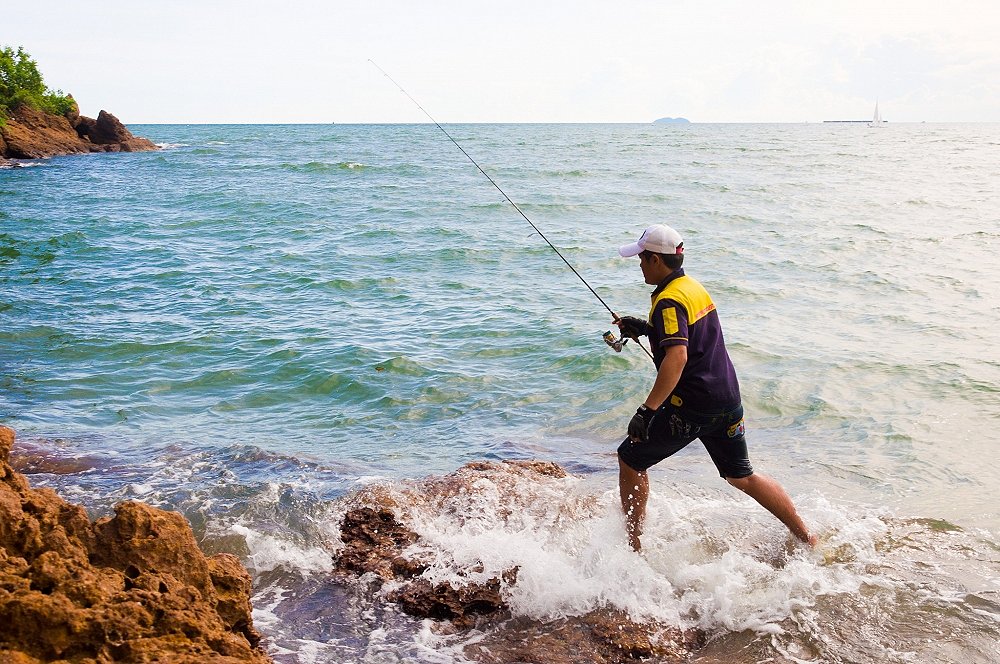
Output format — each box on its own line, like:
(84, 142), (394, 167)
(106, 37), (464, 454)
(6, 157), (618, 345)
(653, 117), (691, 124)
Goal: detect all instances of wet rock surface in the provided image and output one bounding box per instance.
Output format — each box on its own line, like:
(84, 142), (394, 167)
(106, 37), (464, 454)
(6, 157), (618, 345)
(465, 612), (706, 664)
(333, 459), (705, 662)
(0, 426), (270, 663)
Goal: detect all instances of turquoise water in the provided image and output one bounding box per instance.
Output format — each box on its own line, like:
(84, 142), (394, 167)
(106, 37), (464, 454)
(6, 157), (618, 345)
(3, 123), (999, 662)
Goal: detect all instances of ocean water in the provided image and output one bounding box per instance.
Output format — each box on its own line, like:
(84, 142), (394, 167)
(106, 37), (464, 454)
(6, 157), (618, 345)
(2, 122), (999, 662)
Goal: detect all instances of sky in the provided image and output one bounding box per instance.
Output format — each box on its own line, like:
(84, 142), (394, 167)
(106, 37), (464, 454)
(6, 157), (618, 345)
(4, 0), (999, 123)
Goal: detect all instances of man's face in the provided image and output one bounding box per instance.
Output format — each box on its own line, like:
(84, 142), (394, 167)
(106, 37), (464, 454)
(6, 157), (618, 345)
(638, 251), (657, 285)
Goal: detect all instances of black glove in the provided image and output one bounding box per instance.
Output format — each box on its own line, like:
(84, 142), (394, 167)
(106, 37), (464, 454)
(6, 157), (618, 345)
(616, 316), (650, 340)
(628, 404), (656, 443)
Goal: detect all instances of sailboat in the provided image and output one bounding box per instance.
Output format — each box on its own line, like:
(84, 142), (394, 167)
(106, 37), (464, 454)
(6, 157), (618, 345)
(869, 100), (886, 127)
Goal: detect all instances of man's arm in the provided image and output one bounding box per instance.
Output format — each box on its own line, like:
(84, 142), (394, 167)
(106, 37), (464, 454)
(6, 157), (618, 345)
(644, 345), (687, 409)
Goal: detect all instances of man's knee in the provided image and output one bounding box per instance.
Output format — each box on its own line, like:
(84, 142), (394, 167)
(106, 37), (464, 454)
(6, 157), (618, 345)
(726, 473), (755, 491)
(617, 448), (646, 475)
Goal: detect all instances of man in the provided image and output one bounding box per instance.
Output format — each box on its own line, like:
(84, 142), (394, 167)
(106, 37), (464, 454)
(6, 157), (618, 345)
(614, 224), (816, 552)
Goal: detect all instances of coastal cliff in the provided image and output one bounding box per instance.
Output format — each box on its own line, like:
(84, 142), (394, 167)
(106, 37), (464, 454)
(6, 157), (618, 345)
(0, 426), (271, 663)
(0, 99), (156, 162)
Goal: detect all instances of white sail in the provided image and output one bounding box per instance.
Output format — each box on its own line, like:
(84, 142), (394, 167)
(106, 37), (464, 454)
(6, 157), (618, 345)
(869, 100), (885, 127)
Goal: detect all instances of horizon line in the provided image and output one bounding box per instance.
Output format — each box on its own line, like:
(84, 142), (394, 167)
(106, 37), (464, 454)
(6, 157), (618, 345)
(123, 120), (997, 126)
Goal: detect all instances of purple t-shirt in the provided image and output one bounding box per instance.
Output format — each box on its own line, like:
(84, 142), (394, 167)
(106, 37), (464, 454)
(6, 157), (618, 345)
(648, 269), (741, 412)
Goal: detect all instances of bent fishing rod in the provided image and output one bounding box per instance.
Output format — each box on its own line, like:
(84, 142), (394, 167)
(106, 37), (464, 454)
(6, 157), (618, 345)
(369, 60), (653, 359)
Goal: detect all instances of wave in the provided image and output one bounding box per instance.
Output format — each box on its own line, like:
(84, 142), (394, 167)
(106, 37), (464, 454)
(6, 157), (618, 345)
(0, 160), (46, 168)
(231, 459), (1000, 662)
(279, 161), (367, 172)
(15, 436), (1000, 663)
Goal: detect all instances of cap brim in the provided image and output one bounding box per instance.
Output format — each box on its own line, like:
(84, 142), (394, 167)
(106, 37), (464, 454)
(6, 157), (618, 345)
(618, 242), (643, 257)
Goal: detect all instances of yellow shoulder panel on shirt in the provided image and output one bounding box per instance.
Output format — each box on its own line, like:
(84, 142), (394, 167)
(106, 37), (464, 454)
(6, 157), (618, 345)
(662, 306), (679, 334)
(649, 275), (716, 325)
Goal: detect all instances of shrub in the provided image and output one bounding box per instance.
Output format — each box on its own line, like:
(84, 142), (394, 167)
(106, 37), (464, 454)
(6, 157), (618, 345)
(0, 45), (74, 120)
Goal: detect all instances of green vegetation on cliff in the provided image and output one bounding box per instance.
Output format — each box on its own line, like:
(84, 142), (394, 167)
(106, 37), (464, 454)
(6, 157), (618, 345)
(0, 45), (75, 125)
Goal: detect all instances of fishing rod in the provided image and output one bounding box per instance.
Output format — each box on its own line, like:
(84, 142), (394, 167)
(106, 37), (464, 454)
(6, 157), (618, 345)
(369, 60), (653, 359)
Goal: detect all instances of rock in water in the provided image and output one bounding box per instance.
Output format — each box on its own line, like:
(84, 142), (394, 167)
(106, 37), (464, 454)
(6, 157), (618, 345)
(0, 426), (271, 663)
(332, 459), (705, 662)
(77, 110), (157, 152)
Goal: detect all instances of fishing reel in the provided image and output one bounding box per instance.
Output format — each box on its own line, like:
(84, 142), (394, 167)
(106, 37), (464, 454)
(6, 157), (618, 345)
(603, 330), (629, 353)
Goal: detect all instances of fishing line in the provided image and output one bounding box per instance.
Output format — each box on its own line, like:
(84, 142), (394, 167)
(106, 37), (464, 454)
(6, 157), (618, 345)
(370, 60), (653, 360)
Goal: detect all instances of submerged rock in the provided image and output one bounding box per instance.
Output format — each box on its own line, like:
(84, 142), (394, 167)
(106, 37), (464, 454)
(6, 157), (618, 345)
(465, 611), (705, 664)
(0, 426), (271, 663)
(332, 459), (705, 662)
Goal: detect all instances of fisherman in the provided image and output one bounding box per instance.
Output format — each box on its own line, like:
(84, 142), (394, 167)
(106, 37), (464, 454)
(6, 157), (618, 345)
(613, 224), (817, 552)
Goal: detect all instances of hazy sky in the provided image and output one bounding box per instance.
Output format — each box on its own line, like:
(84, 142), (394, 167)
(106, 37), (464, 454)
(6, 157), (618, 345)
(5, 1), (999, 123)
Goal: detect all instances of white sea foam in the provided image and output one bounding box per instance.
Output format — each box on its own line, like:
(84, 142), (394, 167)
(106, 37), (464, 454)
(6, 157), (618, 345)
(154, 142), (188, 149)
(126, 482), (155, 496)
(230, 523), (333, 576)
(373, 468), (889, 636)
(355, 475), (390, 486)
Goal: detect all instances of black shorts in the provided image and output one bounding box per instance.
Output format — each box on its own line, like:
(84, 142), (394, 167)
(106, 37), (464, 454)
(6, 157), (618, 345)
(617, 402), (753, 478)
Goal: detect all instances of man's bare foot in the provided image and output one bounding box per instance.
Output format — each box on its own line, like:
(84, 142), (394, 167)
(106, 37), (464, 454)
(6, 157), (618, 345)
(628, 533), (642, 552)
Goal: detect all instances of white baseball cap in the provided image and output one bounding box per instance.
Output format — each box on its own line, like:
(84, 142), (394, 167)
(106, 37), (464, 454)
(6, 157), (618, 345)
(618, 225), (684, 257)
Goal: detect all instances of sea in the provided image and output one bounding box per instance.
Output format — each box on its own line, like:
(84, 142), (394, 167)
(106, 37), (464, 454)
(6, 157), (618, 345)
(2, 122), (999, 663)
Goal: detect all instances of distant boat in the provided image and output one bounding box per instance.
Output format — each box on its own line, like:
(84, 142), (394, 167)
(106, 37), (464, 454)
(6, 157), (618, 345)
(869, 100), (886, 127)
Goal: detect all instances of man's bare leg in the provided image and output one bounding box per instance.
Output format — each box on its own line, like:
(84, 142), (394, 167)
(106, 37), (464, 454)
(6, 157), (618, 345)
(726, 473), (817, 546)
(619, 457), (649, 551)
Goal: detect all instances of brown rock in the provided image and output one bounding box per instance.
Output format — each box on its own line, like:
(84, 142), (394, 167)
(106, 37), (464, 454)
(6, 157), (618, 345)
(391, 577), (506, 629)
(332, 460), (707, 661)
(92, 110), (132, 144)
(466, 459), (568, 478)
(335, 507), (420, 580)
(91, 501), (216, 599)
(0, 105), (90, 158)
(76, 110), (157, 152)
(74, 115), (98, 144)
(0, 426), (14, 462)
(0, 426), (271, 663)
(0, 104), (156, 159)
(209, 553), (263, 649)
(333, 503), (509, 628)
(63, 94), (80, 127)
(465, 611), (705, 664)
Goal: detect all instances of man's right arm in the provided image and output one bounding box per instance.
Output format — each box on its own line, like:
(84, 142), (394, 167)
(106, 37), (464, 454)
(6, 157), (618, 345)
(614, 315), (651, 339)
(644, 344), (686, 410)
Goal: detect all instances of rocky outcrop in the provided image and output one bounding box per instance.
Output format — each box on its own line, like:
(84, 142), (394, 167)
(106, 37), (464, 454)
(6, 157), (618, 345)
(75, 111), (156, 153)
(0, 103), (156, 160)
(0, 426), (271, 663)
(333, 460), (705, 663)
